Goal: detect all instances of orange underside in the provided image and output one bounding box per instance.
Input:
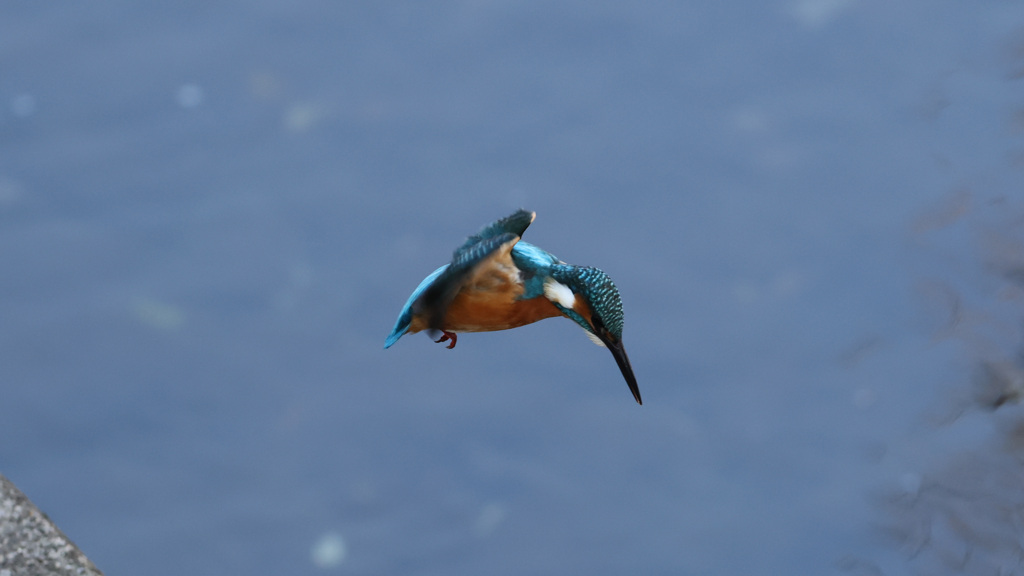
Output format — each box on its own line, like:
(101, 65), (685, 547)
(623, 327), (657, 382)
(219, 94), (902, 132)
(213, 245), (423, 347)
(409, 290), (562, 334)
(407, 241), (566, 334)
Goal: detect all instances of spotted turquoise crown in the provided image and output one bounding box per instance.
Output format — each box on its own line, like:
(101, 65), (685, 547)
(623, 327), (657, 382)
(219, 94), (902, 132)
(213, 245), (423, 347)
(550, 265), (625, 339)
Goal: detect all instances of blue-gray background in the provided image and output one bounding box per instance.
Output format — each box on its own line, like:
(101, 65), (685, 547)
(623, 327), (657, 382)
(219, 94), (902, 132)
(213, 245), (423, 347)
(3, 2), (1024, 575)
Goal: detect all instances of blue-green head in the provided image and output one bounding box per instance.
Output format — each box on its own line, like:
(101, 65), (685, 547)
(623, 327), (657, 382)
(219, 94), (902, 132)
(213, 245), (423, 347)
(544, 265), (641, 404)
(546, 266), (624, 340)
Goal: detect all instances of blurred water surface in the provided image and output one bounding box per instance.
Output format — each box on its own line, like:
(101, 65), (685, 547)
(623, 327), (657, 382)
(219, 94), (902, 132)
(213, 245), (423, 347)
(3, 2), (1024, 574)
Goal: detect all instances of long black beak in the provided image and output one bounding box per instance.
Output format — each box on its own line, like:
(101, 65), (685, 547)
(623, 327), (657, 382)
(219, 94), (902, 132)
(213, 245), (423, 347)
(601, 335), (642, 405)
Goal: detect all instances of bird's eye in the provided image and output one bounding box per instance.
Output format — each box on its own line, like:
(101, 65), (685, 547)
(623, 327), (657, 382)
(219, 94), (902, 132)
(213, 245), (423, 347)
(591, 315), (606, 333)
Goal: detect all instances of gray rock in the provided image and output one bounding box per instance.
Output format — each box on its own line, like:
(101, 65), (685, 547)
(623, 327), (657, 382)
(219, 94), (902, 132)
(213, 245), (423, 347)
(0, 474), (103, 576)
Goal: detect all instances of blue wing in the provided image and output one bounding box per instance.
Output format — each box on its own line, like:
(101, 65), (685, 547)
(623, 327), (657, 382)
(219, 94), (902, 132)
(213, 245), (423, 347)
(414, 233), (521, 332)
(384, 209), (540, 348)
(384, 264), (447, 348)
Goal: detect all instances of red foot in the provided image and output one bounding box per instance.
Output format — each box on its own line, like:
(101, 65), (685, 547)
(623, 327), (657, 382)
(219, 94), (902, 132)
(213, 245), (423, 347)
(434, 330), (457, 349)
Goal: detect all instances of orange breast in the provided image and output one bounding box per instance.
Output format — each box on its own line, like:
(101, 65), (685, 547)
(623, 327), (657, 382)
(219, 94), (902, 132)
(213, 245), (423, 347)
(407, 292), (560, 334)
(406, 245), (563, 334)
(442, 291), (562, 332)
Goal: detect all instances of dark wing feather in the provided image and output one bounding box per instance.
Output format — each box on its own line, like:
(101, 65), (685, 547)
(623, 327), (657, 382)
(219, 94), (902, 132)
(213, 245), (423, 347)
(413, 232), (520, 332)
(411, 210), (535, 333)
(455, 209), (533, 253)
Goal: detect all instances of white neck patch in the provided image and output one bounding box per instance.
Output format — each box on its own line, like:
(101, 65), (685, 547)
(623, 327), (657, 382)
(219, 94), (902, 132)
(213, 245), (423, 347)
(584, 329), (606, 347)
(543, 278), (576, 309)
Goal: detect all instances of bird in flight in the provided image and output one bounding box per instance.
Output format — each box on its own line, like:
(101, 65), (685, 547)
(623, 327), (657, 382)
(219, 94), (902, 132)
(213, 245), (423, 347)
(384, 209), (641, 405)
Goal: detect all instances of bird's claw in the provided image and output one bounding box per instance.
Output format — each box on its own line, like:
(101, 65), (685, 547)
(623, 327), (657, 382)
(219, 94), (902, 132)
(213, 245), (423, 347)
(434, 330), (457, 349)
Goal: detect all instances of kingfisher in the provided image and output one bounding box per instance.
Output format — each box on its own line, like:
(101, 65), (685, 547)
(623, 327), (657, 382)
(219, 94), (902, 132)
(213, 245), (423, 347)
(384, 209), (641, 405)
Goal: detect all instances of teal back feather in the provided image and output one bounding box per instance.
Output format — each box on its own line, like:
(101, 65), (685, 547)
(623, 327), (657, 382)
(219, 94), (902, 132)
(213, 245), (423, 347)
(511, 241), (560, 300)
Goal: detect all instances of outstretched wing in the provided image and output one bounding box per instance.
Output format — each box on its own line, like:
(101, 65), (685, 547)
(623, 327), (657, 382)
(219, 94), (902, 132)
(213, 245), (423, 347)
(414, 210), (535, 332)
(384, 210), (535, 348)
(384, 264), (447, 348)
(455, 209), (534, 253)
